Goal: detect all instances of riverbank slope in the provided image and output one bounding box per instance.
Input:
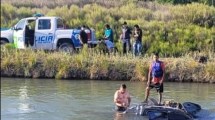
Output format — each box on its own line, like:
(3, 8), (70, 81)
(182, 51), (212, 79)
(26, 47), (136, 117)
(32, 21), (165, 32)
(1, 46), (215, 83)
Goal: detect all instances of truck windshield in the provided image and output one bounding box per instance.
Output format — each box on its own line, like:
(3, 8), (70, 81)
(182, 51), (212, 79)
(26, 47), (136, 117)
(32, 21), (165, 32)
(38, 19), (51, 30)
(15, 19), (25, 30)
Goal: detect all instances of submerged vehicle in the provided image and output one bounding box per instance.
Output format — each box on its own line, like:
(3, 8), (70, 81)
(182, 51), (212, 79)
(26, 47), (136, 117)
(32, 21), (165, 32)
(122, 98), (201, 120)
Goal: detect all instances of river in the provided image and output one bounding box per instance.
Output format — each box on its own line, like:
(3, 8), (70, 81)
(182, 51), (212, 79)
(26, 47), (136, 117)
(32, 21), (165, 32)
(1, 78), (215, 120)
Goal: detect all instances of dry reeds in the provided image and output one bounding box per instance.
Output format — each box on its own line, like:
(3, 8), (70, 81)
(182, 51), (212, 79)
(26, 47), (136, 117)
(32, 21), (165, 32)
(1, 45), (215, 83)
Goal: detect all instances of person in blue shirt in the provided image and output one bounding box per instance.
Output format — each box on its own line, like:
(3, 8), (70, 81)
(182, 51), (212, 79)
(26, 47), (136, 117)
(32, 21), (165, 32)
(104, 24), (114, 43)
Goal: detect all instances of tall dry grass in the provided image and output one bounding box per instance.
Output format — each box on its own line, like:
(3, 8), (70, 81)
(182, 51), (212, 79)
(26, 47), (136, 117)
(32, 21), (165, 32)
(1, 44), (215, 83)
(1, 0), (127, 8)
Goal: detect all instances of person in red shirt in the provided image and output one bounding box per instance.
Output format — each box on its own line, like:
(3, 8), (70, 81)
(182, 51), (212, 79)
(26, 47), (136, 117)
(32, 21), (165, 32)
(144, 53), (165, 105)
(114, 84), (131, 112)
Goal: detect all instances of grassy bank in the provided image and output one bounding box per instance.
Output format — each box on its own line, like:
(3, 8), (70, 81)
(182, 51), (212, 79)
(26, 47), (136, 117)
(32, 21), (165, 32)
(1, 1), (214, 83)
(1, 45), (215, 83)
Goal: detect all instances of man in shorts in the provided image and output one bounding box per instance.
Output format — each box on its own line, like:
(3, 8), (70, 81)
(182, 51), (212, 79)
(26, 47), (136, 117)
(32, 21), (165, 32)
(144, 53), (165, 105)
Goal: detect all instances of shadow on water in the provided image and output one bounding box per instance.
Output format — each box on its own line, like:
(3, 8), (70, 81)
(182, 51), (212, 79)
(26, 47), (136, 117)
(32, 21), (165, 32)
(196, 109), (215, 120)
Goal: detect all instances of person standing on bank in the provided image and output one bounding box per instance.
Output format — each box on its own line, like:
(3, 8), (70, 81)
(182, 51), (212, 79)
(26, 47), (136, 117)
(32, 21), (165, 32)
(133, 24), (142, 56)
(120, 22), (132, 55)
(79, 25), (88, 45)
(104, 24), (114, 43)
(114, 84), (131, 112)
(144, 53), (165, 105)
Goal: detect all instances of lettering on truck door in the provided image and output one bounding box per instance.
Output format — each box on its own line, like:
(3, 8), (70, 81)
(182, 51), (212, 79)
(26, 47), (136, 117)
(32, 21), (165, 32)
(35, 19), (54, 50)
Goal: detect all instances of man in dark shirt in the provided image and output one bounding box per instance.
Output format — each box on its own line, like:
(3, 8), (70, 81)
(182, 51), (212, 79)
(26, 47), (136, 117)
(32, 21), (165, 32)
(79, 25), (88, 45)
(120, 22), (132, 55)
(133, 24), (142, 56)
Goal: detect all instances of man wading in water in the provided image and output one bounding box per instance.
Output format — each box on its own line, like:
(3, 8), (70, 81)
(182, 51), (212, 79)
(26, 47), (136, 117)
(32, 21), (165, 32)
(144, 53), (165, 105)
(114, 84), (131, 112)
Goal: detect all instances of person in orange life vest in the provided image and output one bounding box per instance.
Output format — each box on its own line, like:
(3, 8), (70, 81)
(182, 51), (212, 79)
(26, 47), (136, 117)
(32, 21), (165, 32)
(114, 84), (131, 112)
(144, 53), (165, 105)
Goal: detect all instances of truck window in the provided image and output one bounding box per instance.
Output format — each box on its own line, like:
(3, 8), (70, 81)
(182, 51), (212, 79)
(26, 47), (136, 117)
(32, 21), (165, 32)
(38, 19), (51, 30)
(57, 19), (64, 29)
(27, 20), (36, 30)
(15, 19), (25, 30)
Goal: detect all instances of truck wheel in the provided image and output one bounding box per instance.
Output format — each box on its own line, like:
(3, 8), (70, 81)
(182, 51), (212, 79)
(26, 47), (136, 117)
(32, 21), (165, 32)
(0, 40), (8, 45)
(58, 43), (75, 54)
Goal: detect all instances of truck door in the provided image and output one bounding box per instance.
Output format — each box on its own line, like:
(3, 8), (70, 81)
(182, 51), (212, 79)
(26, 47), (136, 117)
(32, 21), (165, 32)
(13, 19), (26, 49)
(35, 19), (54, 50)
(71, 29), (82, 48)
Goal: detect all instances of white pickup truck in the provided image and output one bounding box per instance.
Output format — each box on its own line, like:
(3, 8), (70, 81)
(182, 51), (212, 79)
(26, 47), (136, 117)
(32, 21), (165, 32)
(0, 15), (97, 53)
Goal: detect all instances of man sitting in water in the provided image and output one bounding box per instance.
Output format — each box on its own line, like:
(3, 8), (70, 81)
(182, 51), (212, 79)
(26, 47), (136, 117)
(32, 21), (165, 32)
(114, 84), (131, 112)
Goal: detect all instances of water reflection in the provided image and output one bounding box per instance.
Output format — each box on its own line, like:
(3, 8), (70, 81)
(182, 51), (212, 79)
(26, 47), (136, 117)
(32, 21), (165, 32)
(114, 112), (126, 120)
(114, 112), (147, 120)
(19, 86), (29, 100)
(18, 85), (32, 113)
